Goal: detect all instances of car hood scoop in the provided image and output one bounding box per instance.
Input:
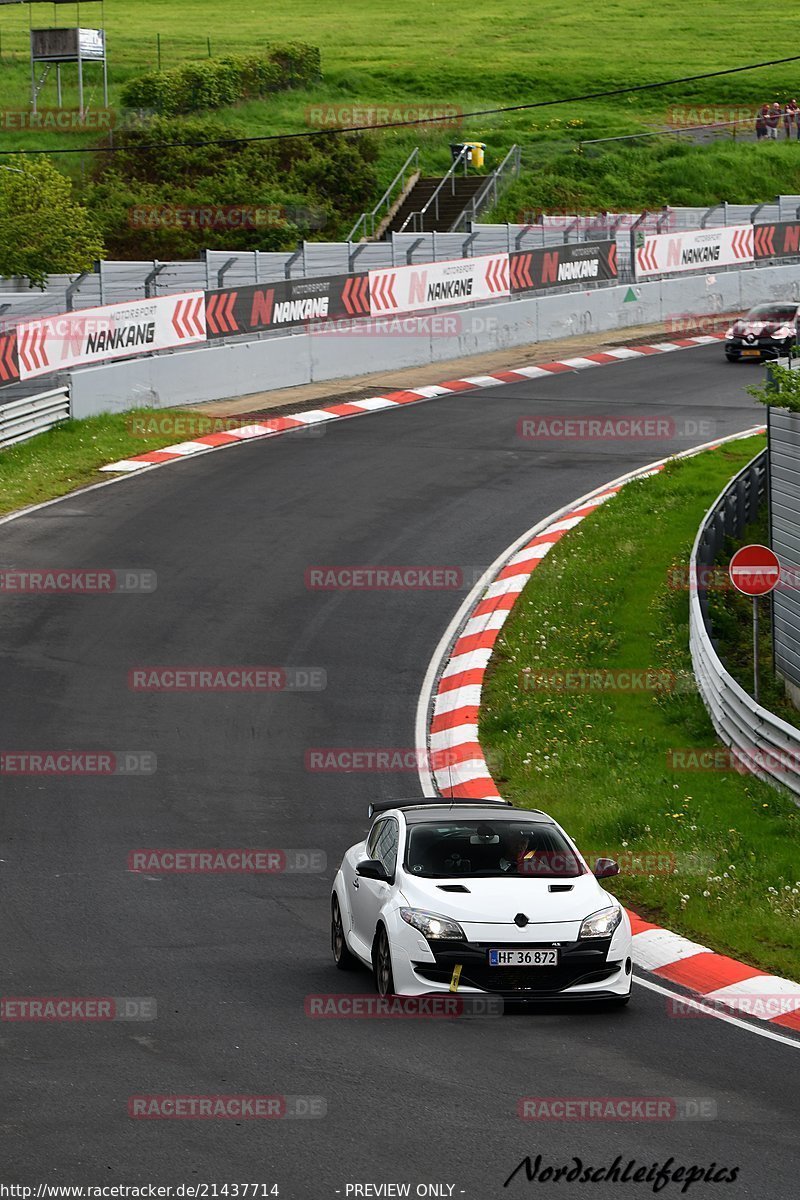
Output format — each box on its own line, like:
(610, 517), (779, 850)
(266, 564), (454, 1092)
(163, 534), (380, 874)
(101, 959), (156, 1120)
(548, 884), (574, 893)
(437, 884), (471, 893)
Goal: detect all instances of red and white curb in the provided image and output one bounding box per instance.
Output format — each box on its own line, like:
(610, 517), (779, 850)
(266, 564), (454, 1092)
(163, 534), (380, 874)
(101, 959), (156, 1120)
(420, 425), (800, 1034)
(99, 334), (725, 472)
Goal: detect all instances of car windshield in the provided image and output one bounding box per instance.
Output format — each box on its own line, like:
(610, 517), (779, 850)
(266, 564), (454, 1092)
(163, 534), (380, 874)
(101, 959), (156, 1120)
(746, 305), (797, 322)
(404, 820), (585, 878)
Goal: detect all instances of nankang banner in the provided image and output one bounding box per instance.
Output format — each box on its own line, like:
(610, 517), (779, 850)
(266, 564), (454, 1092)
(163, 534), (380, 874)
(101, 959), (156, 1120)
(509, 242), (617, 292)
(204, 273), (370, 337)
(16, 293), (206, 380)
(635, 225), (753, 277)
(752, 221), (800, 260)
(369, 255), (509, 317)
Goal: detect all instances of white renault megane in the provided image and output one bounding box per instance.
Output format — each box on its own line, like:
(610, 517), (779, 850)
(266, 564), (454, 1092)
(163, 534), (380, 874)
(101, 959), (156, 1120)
(331, 799), (633, 1005)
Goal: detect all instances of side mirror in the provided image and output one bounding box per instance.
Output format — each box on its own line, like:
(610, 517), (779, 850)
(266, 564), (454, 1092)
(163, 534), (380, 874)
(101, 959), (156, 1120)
(593, 857), (620, 879)
(356, 858), (389, 882)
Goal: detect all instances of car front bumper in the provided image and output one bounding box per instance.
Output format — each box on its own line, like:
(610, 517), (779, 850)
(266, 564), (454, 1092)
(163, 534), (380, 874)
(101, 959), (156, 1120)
(725, 338), (788, 360)
(388, 934), (633, 999)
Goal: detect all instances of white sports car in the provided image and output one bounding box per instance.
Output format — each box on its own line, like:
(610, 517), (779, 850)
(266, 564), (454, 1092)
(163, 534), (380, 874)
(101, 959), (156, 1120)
(331, 799), (633, 1005)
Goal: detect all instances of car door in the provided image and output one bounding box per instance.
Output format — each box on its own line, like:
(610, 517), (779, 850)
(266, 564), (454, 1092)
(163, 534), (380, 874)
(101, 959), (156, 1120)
(350, 817), (399, 951)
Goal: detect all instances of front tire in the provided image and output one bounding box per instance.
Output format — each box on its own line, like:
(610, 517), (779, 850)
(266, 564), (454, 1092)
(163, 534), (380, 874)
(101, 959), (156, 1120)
(373, 925), (395, 996)
(331, 895), (357, 970)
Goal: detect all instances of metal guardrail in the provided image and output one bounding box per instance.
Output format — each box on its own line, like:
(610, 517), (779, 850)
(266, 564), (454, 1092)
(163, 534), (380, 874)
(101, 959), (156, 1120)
(690, 448), (800, 802)
(347, 148), (420, 242)
(0, 387), (70, 448)
(5, 193), (800, 320)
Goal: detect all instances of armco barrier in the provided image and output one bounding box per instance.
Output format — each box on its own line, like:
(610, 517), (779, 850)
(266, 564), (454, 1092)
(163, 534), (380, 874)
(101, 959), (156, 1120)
(0, 387), (70, 447)
(690, 449), (800, 803)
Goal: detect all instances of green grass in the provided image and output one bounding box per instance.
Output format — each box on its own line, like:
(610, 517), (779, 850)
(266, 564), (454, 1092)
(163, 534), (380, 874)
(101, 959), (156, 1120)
(3, 2), (800, 228)
(479, 436), (800, 980)
(0, 409), (207, 515)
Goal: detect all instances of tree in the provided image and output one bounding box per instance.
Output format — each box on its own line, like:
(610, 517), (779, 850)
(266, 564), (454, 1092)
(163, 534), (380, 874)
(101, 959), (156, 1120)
(0, 156), (105, 289)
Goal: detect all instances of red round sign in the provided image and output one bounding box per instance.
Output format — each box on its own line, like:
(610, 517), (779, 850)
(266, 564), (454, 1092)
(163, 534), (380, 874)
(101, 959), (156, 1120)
(728, 544), (781, 597)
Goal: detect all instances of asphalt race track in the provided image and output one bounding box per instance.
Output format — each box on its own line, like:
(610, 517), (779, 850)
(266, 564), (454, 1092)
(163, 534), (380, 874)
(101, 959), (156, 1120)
(1, 345), (797, 1197)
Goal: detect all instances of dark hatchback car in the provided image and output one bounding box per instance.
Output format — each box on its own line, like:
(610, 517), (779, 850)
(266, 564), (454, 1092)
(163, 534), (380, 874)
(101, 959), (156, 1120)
(725, 303), (800, 362)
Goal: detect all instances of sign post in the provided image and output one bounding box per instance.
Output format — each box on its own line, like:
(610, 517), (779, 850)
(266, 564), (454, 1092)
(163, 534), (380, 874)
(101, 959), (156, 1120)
(728, 544), (781, 703)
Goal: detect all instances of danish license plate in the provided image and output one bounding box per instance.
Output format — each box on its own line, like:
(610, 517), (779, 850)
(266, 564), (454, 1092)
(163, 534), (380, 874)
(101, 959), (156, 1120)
(488, 948), (558, 967)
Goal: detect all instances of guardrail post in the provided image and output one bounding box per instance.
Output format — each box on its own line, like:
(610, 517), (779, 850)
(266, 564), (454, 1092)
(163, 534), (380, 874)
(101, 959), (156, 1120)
(461, 232), (478, 258)
(284, 246), (303, 279)
(65, 271), (89, 313)
(253, 250), (260, 285)
(216, 257), (237, 290)
(348, 243), (368, 273)
(144, 261), (167, 299)
(405, 238), (423, 265)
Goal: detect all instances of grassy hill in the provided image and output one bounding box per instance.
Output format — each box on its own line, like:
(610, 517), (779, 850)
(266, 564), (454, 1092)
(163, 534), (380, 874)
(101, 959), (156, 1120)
(1, 2), (800, 247)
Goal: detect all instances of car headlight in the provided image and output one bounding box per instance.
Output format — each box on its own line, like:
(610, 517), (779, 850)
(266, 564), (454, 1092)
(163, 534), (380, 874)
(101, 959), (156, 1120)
(400, 908), (465, 940)
(579, 905), (622, 939)
(773, 326), (793, 340)
(725, 327), (736, 339)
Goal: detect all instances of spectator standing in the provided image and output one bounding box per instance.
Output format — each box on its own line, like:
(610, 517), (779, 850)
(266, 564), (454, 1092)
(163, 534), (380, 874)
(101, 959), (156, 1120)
(756, 104), (768, 139)
(784, 100), (798, 139)
(767, 103), (781, 139)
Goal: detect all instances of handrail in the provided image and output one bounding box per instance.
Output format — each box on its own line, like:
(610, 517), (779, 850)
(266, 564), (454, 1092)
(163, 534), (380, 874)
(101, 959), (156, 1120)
(398, 145), (470, 234)
(451, 145), (521, 233)
(346, 148), (420, 242)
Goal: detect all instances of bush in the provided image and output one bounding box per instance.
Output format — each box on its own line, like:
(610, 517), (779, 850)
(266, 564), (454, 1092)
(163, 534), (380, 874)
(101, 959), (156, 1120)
(120, 44), (321, 116)
(84, 119), (378, 258)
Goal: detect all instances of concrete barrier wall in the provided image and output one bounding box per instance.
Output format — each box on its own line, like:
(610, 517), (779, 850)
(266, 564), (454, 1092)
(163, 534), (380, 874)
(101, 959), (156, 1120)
(68, 262), (800, 418)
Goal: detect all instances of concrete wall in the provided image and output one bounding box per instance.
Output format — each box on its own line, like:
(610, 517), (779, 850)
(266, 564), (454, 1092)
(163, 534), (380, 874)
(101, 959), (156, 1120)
(68, 262), (800, 418)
